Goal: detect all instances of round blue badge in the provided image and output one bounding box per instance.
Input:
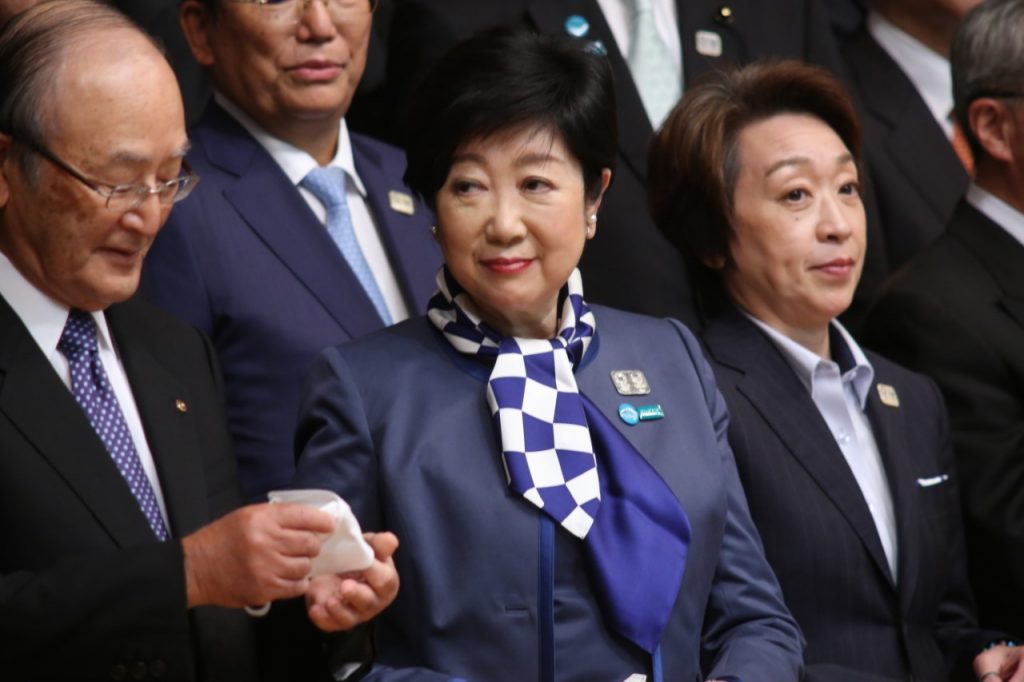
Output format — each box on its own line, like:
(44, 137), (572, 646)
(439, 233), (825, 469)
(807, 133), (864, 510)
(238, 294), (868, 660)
(564, 14), (590, 38)
(618, 403), (640, 426)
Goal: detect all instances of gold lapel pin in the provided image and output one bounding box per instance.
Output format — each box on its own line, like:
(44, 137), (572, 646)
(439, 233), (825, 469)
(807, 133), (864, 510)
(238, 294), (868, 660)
(175, 399), (189, 413)
(876, 384), (900, 408)
(388, 190), (415, 216)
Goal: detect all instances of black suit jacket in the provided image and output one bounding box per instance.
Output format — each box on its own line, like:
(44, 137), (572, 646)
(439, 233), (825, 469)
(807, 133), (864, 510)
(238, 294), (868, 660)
(0, 295), (258, 681)
(863, 200), (1024, 636)
(841, 27), (969, 272)
(384, 0), (848, 327)
(701, 311), (1000, 681)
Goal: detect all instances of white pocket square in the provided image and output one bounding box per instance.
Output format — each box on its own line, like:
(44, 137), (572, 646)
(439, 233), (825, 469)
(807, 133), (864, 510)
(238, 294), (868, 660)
(916, 474), (950, 488)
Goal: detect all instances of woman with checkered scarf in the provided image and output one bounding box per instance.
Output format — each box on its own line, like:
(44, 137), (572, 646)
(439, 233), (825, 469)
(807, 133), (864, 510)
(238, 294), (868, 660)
(293, 27), (802, 682)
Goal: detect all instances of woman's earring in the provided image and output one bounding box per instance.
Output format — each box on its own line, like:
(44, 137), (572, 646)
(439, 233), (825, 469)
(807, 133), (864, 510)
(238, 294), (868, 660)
(586, 214), (597, 236)
(431, 225), (438, 237)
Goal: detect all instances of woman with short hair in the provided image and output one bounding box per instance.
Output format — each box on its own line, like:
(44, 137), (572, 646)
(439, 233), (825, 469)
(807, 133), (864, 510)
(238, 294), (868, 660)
(649, 59), (1021, 682)
(293, 28), (803, 682)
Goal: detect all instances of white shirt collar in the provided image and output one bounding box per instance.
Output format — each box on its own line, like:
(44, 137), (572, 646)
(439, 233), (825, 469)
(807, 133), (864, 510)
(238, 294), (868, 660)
(0, 250), (115, 356)
(744, 313), (875, 409)
(966, 182), (1024, 249)
(868, 10), (954, 138)
(213, 91), (367, 197)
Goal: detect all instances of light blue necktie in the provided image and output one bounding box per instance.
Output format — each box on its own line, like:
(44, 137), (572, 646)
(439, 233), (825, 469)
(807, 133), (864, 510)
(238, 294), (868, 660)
(627, 0), (682, 129)
(59, 310), (169, 541)
(301, 166), (393, 325)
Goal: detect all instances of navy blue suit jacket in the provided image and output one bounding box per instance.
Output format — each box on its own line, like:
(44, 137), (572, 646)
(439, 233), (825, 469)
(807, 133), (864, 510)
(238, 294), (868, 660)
(143, 103), (440, 500)
(701, 311), (1001, 681)
(293, 306), (803, 681)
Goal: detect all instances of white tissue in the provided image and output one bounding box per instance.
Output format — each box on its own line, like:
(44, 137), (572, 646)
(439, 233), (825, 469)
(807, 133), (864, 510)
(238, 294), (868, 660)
(267, 489), (374, 576)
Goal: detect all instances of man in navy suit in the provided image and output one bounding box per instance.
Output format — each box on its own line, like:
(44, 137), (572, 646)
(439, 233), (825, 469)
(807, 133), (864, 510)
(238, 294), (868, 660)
(143, 0), (440, 501)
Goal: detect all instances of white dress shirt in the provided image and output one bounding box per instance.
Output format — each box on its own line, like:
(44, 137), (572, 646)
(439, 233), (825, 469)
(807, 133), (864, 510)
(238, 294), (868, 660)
(967, 182), (1024, 248)
(0, 251), (170, 528)
(868, 10), (954, 138)
(215, 93), (410, 323)
(747, 314), (900, 582)
(596, 0), (683, 78)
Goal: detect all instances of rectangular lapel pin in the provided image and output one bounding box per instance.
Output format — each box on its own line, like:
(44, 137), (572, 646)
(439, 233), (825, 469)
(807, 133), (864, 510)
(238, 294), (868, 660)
(916, 474), (949, 488)
(610, 370), (651, 396)
(695, 30), (722, 57)
(876, 383), (900, 407)
(388, 190), (415, 215)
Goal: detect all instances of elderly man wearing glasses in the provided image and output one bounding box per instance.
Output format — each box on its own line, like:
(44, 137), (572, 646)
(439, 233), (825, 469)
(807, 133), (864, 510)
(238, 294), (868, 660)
(142, 0), (440, 503)
(0, 1), (398, 680)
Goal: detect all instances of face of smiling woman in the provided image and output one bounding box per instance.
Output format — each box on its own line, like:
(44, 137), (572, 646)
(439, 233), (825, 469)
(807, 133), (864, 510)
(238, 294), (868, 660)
(433, 126), (609, 339)
(722, 112), (865, 354)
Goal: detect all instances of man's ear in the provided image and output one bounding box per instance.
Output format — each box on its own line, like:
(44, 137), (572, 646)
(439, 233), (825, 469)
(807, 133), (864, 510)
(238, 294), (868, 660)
(969, 98), (1014, 163)
(180, 0), (217, 68)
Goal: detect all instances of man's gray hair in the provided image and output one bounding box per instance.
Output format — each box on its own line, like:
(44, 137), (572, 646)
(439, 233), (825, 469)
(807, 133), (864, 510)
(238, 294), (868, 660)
(952, 0), (1024, 160)
(0, 0), (146, 180)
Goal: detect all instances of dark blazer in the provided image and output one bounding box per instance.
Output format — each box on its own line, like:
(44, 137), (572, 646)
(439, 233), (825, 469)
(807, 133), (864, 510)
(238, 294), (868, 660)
(293, 307), (803, 681)
(863, 199), (1024, 636)
(0, 295), (257, 681)
(701, 311), (1001, 681)
(142, 102), (440, 501)
(383, 0), (848, 327)
(841, 27), (969, 272)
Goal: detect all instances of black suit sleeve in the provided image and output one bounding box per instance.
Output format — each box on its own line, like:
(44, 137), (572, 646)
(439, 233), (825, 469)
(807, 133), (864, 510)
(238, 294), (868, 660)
(865, 291), (1024, 640)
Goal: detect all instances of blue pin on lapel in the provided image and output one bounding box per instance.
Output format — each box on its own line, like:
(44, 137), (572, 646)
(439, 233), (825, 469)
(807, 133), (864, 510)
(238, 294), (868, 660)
(564, 14), (589, 37)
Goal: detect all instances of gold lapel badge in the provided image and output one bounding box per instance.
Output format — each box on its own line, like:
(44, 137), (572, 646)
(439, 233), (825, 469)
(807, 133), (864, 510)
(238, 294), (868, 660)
(175, 399), (189, 413)
(388, 190), (415, 216)
(876, 384), (900, 408)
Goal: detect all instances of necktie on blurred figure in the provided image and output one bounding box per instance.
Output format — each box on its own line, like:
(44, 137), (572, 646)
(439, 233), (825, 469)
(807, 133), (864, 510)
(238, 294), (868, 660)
(59, 310), (169, 541)
(302, 166), (393, 325)
(626, 0), (682, 129)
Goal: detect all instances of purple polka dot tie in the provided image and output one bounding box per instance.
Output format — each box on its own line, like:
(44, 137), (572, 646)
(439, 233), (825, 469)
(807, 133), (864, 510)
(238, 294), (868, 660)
(58, 310), (169, 541)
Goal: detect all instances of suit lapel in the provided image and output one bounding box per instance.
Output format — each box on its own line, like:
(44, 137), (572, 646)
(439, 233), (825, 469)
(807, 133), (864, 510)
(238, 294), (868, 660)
(847, 32), (967, 223)
(0, 297), (155, 546)
(527, 0), (652, 181)
(949, 201), (1024, 330)
(106, 303), (210, 537)
(863, 373), (919, 611)
(351, 136), (438, 315)
(196, 104), (383, 338)
(704, 313), (894, 584)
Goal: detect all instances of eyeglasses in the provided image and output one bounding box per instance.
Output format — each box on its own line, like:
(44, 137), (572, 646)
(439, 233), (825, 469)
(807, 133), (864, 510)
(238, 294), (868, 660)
(229, 0), (378, 25)
(17, 137), (199, 212)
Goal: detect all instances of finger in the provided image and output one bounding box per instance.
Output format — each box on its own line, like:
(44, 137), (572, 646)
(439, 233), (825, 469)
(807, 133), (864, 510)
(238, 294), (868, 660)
(360, 556), (400, 600)
(273, 527), (324, 558)
(365, 531), (399, 559)
(271, 504), (337, 533)
(338, 578), (381, 615)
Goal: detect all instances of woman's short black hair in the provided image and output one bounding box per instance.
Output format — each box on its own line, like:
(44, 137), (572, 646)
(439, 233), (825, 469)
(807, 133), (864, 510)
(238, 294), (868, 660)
(401, 26), (617, 209)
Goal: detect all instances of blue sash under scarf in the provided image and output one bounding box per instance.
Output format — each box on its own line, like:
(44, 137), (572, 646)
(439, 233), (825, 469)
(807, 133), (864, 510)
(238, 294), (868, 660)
(428, 267), (691, 654)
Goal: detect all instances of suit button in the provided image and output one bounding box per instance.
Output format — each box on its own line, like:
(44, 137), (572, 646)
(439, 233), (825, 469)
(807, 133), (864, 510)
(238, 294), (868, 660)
(130, 661), (147, 679)
(110, 663), (127, 680)
(149, 660), (166, 678)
